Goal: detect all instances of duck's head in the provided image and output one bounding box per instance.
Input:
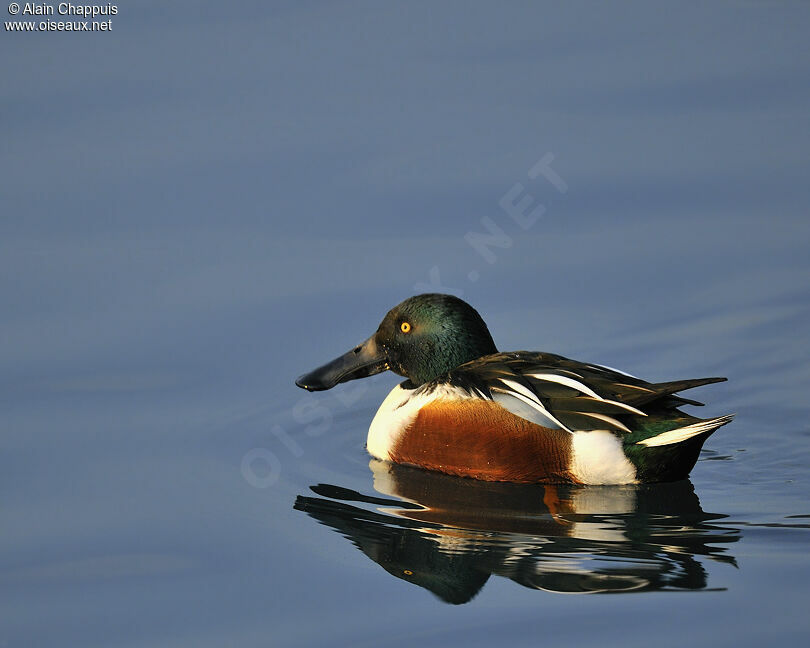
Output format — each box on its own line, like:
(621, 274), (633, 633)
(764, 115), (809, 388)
(295, 293), (497, 391)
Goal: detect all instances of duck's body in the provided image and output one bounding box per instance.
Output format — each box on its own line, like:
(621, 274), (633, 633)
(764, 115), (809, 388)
(365, 352), (732, 484)
(296, 294), (732, 485)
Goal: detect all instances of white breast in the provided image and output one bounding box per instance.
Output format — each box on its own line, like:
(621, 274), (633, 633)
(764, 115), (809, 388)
(366, 383), (472, 460)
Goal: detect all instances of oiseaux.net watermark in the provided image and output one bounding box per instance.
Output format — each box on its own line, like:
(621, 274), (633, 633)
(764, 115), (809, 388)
(414, 152), (567, 297)
(241, 152), (569, 489)
(6, 2), (117, 32)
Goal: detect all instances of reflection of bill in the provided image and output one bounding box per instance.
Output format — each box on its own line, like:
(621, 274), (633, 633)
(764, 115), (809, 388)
(294, 461), (740, 604)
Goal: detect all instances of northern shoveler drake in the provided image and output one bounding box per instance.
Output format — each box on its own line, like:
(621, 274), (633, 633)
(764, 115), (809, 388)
(295, 294), (733, 485)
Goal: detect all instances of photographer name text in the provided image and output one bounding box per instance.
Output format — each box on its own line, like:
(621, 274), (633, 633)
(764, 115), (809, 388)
(6, 2), (117, 32)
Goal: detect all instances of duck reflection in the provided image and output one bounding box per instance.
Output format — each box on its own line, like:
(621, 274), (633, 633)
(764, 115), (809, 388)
(294, 460), (740, 604)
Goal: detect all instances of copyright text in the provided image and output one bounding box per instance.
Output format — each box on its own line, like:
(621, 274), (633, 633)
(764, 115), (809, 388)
(6, 2), (117, 32)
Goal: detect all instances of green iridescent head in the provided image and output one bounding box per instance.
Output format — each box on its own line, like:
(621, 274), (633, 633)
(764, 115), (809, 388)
(296, 293), (498, 390)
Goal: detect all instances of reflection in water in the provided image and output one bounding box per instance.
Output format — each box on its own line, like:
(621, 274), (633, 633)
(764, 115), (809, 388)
(294, 461), (740, 604)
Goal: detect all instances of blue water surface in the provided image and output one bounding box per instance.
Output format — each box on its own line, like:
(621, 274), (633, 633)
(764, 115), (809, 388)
(2, 2), (809, 646)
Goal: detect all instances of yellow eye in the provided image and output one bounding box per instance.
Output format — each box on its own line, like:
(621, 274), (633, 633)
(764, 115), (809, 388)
(400, 321), (411, 333)
(403, 569), (413, 576)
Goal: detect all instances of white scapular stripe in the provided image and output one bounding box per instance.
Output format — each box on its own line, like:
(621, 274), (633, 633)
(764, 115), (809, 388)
(574, 411), (632, 434)
(636, 414), (735, 447)
(600, 399), (647, 416)
(588, 363), (640, 379)
(526, 373), (601, 399)
(503, 389), (568, 431)
(492, 392), (562, 429)
(498, 378), (571, 431)
(471, 385), (488, 399)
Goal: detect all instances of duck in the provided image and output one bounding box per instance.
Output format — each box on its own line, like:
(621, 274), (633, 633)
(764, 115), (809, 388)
(295, 293), (733, 485)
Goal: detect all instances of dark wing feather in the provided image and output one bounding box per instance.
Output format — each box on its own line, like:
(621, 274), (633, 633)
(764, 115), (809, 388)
(447, 351), (727, 436)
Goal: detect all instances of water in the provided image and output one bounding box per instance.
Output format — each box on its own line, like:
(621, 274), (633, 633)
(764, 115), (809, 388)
(2, 2), (810, 646)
